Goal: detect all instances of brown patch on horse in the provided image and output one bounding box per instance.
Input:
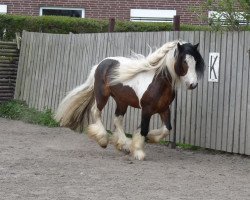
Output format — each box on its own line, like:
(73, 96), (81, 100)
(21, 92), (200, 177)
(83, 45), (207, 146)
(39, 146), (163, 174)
(94, 59), (118, 111)
(110, 84), (140, 109)
(141, 73), (175, 114)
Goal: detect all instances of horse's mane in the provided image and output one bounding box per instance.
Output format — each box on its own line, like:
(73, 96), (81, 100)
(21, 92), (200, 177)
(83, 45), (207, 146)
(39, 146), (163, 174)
(111, 40), (184, 85)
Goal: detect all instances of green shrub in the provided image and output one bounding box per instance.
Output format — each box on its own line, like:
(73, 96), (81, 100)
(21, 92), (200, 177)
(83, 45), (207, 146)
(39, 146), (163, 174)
(115, 20), (213, 32)
(115, 20), (174, 32)
(0, 14), (109, 40)
(0, 14), (248, 40)
(0, 100), (59, 127)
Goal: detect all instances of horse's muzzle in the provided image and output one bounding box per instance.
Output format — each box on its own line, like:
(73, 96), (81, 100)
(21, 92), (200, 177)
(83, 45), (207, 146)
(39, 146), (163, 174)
(188, 83), (198, 90)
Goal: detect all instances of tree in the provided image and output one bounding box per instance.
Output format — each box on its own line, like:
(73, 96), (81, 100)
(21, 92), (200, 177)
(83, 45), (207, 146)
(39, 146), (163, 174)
(190, 0), (250, 31)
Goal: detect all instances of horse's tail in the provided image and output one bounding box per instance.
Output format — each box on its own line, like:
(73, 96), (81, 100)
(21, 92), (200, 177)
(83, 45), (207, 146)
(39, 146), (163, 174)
(55, 65), (98, 131)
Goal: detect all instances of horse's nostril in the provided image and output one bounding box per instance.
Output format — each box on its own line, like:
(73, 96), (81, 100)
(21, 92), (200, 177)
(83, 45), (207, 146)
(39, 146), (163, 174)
(189, 83), (198, 89)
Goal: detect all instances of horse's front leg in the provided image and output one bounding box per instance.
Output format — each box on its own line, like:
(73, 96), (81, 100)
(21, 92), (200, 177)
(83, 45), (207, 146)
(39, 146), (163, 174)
(131, 110), (151, 160)
(147, 108), (172, 143)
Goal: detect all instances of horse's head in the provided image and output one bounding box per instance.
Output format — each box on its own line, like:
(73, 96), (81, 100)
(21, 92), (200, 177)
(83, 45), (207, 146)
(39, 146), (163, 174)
(174, 42), (205, 90)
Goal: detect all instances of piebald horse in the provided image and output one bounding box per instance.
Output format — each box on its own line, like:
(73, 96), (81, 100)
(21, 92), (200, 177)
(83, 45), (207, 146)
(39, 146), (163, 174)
(55, 41), (205, 160)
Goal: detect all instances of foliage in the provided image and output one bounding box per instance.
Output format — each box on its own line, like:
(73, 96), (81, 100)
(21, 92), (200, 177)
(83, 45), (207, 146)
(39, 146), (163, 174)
(176, 143), (201, 150)
(190, 0), (250, 31)
(0, 14), (109, 40)
(0, 100), (59, 127)
(115, 20), (174, 32)
(0, 14), (221, 40)
(157, 140), (201, 150)
(0, 13), (248, 40)
(115, 20), (213, 32)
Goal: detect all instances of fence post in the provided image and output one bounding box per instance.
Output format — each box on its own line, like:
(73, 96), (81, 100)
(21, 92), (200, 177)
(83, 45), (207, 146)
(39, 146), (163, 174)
(108, 18), (115, 32)
(173, 15), (180, 31)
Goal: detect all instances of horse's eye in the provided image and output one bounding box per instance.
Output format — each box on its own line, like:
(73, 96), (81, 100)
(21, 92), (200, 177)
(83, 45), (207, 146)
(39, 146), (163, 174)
(184, 60), (187, 64)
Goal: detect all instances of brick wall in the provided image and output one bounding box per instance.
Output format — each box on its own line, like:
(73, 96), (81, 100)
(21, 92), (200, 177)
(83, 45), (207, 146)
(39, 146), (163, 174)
(0, 0), (205, 24)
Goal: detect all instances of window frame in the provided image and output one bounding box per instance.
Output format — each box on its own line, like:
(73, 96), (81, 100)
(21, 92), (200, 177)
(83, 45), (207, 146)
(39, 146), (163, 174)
(208, 11), (247, 25)
(0, 4), (7, 14)
(39, 7), (85, 18)
(130, 9), (176, 23)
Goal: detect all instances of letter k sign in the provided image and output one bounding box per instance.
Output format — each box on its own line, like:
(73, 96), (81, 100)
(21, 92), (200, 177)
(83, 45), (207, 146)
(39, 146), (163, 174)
(208, 53), (220, 82)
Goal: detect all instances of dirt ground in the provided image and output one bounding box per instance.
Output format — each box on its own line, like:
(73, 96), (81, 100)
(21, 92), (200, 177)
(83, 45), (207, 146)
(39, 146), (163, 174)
(0, 118), (250, 200)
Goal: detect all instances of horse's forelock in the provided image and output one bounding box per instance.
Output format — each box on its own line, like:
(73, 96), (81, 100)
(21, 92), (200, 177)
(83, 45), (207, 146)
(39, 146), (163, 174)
(180, 43), (205, 78)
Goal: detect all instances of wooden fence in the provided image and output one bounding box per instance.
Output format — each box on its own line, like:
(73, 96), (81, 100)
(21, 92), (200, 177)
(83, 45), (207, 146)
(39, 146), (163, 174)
(15, 31), (250, 155)
(0, 41), (19, 102)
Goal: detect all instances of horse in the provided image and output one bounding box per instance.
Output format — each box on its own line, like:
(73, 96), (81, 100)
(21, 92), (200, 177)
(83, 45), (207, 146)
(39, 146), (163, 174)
(55, 40), (205, 160)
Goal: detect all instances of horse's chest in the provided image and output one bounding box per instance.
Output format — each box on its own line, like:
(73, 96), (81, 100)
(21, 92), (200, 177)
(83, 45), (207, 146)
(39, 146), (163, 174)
(140, 77), (175, 112)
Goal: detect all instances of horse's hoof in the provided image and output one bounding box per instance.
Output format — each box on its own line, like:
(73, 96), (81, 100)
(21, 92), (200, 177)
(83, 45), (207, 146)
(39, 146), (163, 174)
(147, 132), (168, 143)
(132, 149), (145, 160)
(98, 135), (109, 148)
(112, 135), (131, 153)
(87, 123), (109, 148)
(131, 133), (145, 160)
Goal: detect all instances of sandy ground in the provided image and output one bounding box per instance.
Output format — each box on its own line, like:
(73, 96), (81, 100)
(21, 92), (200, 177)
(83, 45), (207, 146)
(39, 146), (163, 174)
(0, 118), (249, 200)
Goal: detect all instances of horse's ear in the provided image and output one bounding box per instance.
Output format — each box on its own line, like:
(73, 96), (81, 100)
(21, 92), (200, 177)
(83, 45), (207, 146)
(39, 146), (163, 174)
(194, 43), (199, 50)
(177, 42), (182, 51)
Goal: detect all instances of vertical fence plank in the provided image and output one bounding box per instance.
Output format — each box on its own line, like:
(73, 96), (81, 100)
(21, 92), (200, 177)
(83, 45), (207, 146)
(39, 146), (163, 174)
(222, 32), (233, 152)
(42, 34), (54, 110)
(190, 31), (199, 145)
(33, 33), (47, 110)
(37, 33), (50, 110)
(21, 32), (34, 103)
(65, 34), (75, 95)
(233, 31), (245, 153)
(227, 32), (239, 152)
(216, 32), (227, 151)
(46, 34), (58, 110)
(200, 31), (210, 148)
(28, 33), (43, 109)
(15, 31), (28, 99)
(206, 32), (216, 149)
(210, 32), (221, 150)
(245, 32), (250, 155)
(195, 31), (204, 147)
(239, 32), (249, 154)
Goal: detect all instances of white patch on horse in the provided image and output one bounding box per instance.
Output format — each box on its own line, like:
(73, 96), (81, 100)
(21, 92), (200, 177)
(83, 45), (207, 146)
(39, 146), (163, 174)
(112, 116), (131, 152)
(147, 126), (170, 143)
(108, 56), (156, 106)
(181, 54), (197, 87)
(123, 70), (155, 106)
(131, 131), (145, 160)
(88, 101), (109, 148)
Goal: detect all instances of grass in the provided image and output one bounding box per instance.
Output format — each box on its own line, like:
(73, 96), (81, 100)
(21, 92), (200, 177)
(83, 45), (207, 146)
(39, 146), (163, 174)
(156, 140), (202, 150)
(176, 143), (201, 151)
(0, 100), (59, 127)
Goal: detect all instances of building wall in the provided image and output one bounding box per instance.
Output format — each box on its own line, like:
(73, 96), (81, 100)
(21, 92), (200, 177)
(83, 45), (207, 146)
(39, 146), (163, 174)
(0, 0), (204, 24)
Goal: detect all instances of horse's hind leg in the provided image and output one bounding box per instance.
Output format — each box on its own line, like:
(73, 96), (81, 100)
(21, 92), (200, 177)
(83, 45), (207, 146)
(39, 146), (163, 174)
(87, 83), (110, 148)
(112, 102), (131, 152)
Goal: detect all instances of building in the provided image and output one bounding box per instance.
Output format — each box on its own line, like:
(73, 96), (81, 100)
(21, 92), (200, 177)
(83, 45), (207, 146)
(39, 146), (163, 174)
(0, 0), (204, 24)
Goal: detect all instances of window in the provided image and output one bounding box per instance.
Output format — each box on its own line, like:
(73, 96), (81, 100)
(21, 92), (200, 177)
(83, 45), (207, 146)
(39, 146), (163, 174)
(130, 9), (176, 23)
(208, 11), (247, 25)
(40, 7), (85, 18)
(0, 5), (7, 14)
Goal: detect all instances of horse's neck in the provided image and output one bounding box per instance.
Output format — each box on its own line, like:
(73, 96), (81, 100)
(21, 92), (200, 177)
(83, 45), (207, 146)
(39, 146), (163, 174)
(165, 48), (177, 82)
